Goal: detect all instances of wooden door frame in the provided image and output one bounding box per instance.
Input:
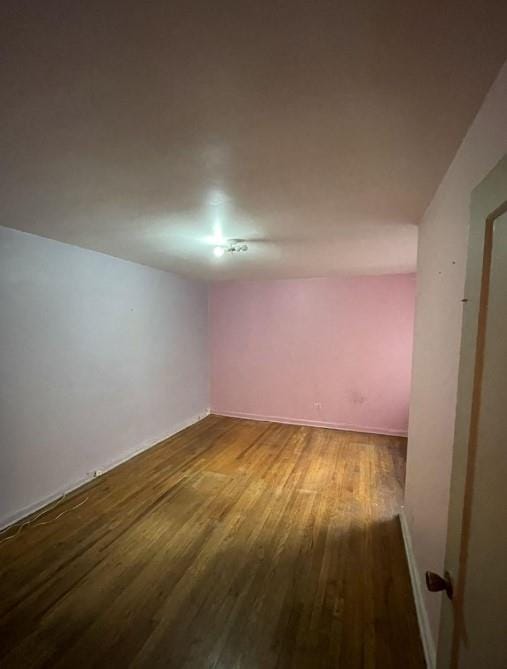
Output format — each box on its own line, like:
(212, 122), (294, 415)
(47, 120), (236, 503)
(437, 155), (507, 668)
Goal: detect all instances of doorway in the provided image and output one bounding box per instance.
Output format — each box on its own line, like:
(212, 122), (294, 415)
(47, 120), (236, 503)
(437, 155), (507, 668)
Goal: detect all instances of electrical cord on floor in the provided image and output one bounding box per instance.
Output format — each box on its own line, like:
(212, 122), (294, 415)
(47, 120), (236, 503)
(0, 493), (89, 546)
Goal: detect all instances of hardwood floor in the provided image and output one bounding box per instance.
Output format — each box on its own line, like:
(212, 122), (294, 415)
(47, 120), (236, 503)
(0, 415), (424, 668)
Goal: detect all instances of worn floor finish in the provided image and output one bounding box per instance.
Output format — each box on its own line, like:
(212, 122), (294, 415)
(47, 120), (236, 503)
(0, 416), (424, 668)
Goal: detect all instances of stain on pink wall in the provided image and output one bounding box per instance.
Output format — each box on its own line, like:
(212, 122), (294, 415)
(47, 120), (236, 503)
(210, 274), (416, 436)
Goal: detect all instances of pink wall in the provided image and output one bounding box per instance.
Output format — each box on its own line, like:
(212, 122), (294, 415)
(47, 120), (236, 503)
(210, 274), (415, 436)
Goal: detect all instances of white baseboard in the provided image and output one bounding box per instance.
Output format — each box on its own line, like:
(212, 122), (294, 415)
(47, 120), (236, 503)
(0, 408), (210, 531)
(399, 507), (436, 669)
(211, 410), (408, 437)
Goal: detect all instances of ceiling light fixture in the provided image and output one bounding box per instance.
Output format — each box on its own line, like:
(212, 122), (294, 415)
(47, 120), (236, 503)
(212, 239), (248, 258)
(227, 240), (248, 253)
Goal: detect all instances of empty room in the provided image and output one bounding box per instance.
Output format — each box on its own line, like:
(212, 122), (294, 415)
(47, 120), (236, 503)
(1, 3), (506, 668)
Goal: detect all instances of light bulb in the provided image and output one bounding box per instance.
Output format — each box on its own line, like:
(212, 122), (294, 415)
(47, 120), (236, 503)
(213, 246), (225, 258)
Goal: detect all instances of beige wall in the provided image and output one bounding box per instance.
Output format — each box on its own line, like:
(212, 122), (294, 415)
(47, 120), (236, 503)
(405, 60), (507, 658)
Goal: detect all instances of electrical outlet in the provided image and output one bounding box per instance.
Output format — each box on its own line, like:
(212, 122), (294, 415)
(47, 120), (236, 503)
(93, 469), (104, 478)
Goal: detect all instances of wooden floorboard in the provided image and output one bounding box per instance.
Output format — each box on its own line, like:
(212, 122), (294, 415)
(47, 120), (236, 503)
(0, 415), (425, 668)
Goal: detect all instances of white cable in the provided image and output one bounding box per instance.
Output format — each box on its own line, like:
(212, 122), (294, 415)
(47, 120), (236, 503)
(0, 493), (88, 546)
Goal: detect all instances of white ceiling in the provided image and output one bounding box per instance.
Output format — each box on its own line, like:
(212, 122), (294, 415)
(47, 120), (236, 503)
(1, 2), (506, 280)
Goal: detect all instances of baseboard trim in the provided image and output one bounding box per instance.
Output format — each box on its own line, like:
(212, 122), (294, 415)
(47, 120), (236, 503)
(0, 408), (210, 531)
(211, 410), (408, 437)
(399, 507), (436, 669)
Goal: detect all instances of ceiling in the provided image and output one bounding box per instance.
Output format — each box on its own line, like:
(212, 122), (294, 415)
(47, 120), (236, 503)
(1, 2), (506, 280)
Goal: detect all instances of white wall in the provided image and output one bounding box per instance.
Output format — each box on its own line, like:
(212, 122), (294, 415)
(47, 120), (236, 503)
(405, 61), (507, 662)
(0, 226), (209, 528)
